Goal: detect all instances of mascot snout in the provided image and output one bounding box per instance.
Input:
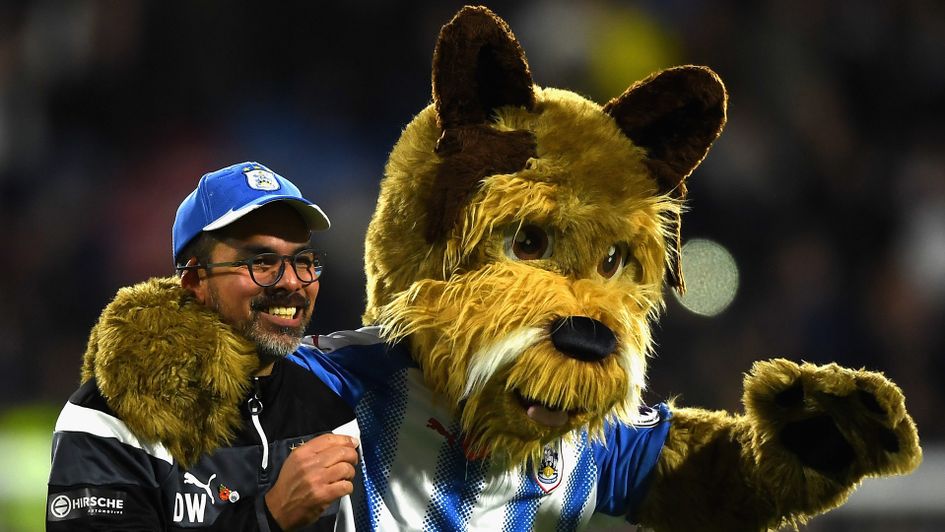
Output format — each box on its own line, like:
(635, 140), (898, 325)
(549, 316), (616, 362)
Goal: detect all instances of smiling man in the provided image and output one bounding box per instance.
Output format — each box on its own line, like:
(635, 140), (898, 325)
(47, 162), (360, 531)
(178, 200), (322, 374)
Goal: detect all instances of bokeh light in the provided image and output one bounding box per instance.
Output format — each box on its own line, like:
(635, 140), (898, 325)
(673, 238), (739, 317)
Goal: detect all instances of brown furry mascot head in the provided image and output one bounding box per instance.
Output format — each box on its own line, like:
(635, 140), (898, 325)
(362, 6), (725, 463)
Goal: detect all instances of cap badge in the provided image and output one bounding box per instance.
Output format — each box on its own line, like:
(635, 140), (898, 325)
(244, 168), (280, 191)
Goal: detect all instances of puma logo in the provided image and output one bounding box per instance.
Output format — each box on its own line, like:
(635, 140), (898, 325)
(183, 472), (217, 504)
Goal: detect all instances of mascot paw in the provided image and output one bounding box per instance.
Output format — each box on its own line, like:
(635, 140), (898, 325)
(745, 359), (921, 480)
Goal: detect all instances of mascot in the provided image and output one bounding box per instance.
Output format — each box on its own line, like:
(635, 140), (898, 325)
(73, 5), (921, 532)
(292, 5), (922, 531)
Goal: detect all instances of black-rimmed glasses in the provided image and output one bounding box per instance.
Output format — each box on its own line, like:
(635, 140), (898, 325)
(179, 249), (324, 287)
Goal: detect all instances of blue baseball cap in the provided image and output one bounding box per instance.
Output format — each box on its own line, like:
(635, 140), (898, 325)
(172, 161), (330, 263)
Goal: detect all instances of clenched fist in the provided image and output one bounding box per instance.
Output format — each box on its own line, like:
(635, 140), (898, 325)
(265, 433), (360, 530)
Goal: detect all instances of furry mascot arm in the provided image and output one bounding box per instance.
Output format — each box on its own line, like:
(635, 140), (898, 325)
(636, 360), (921, 531)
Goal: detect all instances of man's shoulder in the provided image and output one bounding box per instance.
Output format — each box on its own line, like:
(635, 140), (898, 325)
(66, 378), (116, 416)
(52, 378), (175, 465)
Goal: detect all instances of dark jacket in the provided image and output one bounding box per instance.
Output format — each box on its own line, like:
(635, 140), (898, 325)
(46, 277), (357, 531)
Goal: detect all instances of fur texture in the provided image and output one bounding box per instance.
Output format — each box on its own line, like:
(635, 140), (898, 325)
(81, 277), (258, 467)
(362, 5), (921, 529)
(367, 85), (681, 463)
(364, 5), (718, 464)
(639, 360), (921, 531)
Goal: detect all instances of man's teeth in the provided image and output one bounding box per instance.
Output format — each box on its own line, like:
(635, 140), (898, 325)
(267, 306), (296, 318)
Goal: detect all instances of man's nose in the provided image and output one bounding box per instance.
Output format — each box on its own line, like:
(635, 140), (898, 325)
(274, 258), (304, 290)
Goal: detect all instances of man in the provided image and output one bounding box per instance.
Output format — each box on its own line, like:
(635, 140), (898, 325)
(47, 162), (359, 531)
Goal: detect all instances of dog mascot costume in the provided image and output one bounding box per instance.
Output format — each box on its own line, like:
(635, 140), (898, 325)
(293, 6), (922, 531)
(71, 5), (920, 532)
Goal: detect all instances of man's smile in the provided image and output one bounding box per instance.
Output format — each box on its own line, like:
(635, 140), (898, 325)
(258, 305), (304, 327)
(250, 291), (311, 330)
(266, 306), (300, 319)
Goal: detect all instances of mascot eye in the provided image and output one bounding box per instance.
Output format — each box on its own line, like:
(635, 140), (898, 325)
(597, 243), (630, 279)
(505, 224), (553, 260)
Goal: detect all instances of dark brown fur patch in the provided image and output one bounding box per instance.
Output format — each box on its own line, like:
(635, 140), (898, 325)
(603, 66), (726, 196)
(425, 6), (538, 243)
(426, 125), (537, 243)
(432, 6), (535, 130)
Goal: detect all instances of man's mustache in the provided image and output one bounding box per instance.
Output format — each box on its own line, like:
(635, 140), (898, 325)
(250, 292), (310, 311)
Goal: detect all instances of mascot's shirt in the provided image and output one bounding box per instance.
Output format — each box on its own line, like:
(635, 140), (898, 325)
(291, 327), (670, 532)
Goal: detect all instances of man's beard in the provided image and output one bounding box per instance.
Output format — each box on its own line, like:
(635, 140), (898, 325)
(207, 285), (311, 360)
(241, 317), (307, 359)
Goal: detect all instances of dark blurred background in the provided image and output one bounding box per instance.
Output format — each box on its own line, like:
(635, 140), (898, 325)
(1, 1), (942, 530)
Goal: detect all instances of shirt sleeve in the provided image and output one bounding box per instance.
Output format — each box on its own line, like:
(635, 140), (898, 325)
(592, 403), (672, 524)
(289, 346), (364, 408)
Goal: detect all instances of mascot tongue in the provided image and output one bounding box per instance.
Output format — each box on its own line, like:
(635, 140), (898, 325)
(527, 405), (569, 427)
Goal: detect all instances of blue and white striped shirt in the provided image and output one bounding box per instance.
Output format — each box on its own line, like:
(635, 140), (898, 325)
(291, 328), (670, 531)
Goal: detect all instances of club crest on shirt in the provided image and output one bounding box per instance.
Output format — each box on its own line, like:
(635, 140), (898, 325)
(534, 439), (563, 493)
(244, 167), (280, 191)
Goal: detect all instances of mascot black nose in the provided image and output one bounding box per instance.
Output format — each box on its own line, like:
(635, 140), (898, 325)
(550, 317), (616, 362)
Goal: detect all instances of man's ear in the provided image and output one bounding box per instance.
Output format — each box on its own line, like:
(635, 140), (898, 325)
(179, 258), (208, 304)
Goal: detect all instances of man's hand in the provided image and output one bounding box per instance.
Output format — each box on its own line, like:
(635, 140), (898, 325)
(265, 434), (360, 530)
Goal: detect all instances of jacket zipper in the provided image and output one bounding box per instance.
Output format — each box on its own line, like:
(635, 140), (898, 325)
(248, 377), (269, 470)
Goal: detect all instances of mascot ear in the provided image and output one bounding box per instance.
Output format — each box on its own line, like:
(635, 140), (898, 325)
(432, 5), (535, 129)
(603, 66), (727, 197)
(425, 6), (538, 244)
(603, 66), (727, 291)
